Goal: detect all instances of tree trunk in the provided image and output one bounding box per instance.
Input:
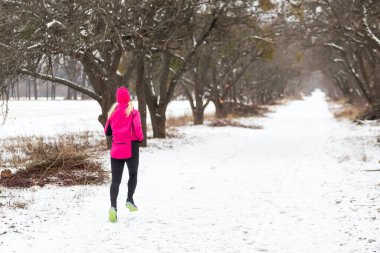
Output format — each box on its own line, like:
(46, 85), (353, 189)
(16, 83), (19, 100)
(46, 82), (49, 100)
(80, 72), (90, 100)
(193, 88), (205, 124)
(11, 86), (15, 99)
(51, 83), (56, 100)
(33, 79), (38, 100)
(214, 100), (228, 118)
(193, 107), (204, 125)
(66, 87), (72, 100)
(25, 80), (28, 99)
(135, 52), (147, 147)
(98, 82), (117, 149)
(28, 80), (31, 100)
(73, 89), (78, 100)
(193, 55), (209, 125)
(150, 51), (169, 138)
(144, 51), (170, 139)
(150, 108), (166, 138)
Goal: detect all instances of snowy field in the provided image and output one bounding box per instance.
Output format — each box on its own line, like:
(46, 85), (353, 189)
(0, 90), (380, 252)
(0, 99), (215, 138)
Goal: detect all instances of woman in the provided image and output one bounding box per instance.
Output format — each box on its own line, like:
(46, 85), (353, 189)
(104, 87), (144, 222)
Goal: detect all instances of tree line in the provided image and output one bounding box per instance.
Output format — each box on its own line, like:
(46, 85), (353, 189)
(6, 60), (90, 100)
(0, 0), (306, 145)
(295, 0), (380, 118)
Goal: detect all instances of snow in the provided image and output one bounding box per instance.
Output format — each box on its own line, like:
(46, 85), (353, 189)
(172, 53), (185, 62)
(250, 35), (273, 44)
(324, 43), (344, 52)
(80, 30), (88, 37)
(0, 100), (102, 138)
(363, 5), (380, 48)
(333, 58), (344, 64)
(351, 66), (361, 80)
(46, 19), (65, 29)
(116, 70), (123, 76)
(0, 100), (215, 138)
(27, 43), (42, 50)
(1, 90), (379, 252)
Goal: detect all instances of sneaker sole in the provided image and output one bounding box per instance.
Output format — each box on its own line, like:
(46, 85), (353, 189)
(126, 203), (138, 212)
(109, 209), (117, 222)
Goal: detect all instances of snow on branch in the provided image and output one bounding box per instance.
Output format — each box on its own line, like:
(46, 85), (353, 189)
(245, 35), (274, 44)
(0, 43), (11, 50)
(324, 42), (344, 52)
(46, 19), (66, 29)
(362, 5), (380, 48)
(171, 53), (186, 62)
(27, 43), (42, 50)
(333, 58), (345, 64)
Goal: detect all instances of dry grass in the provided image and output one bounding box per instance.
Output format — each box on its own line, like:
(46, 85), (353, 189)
(225, 109), (268, 119)
(328, 97), (367, 120)
(166, 103), (270, 128)
(166, 114), (194, 127)
(333, 104), (364, 120)
(166, 113), (215, 127)
(226, 102), (268, 117)
(327, 97), (348, 105)
(0, 132), (108, 188)
(209, 119), (263, 129)
(166, 110), (266, 130)
(9, 200), (28, 209)
(281, 94), (304, 103)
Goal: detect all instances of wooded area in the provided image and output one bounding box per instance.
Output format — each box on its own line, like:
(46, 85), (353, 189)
(303, 0), (380, 114)
(1, 2), (380, 250)
(1, 0), (379, 142)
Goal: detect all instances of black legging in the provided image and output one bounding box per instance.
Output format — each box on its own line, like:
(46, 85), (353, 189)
(110, 141), (139, 209)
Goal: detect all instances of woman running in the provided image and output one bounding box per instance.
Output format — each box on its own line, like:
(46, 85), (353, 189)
(104, 87), (144, 222)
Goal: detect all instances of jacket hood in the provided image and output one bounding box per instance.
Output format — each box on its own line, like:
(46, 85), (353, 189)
(116, 87), (130, 104)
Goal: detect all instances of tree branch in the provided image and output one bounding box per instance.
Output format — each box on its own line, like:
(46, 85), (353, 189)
(181, 83), (195, 111)
(362, 4), (380, 49)
(20, 69), (102, 102)
(164, 6), (225, 108)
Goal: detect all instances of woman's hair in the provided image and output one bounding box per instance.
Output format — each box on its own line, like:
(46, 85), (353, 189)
(107, 101), (134, 119)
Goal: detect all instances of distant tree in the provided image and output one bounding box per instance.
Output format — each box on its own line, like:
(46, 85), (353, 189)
(300, 0), (380, 108)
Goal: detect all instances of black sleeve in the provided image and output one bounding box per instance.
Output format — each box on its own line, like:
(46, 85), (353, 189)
(105, 123), (113, 136)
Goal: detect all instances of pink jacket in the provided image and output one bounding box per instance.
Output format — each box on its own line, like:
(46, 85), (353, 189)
(104, 87), (144, 159)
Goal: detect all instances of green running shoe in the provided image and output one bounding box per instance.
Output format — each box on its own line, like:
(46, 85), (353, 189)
(126, 199), (138, 212)
(109, 207), (117, 222)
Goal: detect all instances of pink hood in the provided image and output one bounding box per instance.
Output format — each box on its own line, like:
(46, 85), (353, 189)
(116, 87), (130, 104)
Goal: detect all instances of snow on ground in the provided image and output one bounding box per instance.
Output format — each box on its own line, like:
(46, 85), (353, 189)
(0, 90), (379, 252)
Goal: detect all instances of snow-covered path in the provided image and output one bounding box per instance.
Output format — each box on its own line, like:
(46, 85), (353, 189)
(1, 91), (379, 252)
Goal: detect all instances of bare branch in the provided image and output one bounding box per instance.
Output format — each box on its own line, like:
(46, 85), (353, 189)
(20, 69), (102, 102)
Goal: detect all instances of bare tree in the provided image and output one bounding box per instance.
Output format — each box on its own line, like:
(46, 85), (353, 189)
(0, 0), (236, 139)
